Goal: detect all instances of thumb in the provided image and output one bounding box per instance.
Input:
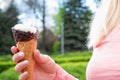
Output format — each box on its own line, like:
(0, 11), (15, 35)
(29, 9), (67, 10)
(34, 50), (58, 73)
(34, 50), (52, 64)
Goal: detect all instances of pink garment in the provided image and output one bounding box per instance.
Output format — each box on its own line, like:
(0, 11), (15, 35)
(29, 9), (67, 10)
(54, 65), (79, 80)
(86, 23), (120, 80)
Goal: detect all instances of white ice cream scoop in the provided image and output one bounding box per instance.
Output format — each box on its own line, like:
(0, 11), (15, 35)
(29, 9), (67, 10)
(12, 24), (37, 33)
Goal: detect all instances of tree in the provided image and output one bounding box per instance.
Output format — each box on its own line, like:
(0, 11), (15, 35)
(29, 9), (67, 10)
(94, 0), (101, 7)
(21, 0), (59, 53)
(23, 0), (49, 51)
(0, 2), (18, 54)
(54, 7), (65, 36)
(63, 0), (92, 52)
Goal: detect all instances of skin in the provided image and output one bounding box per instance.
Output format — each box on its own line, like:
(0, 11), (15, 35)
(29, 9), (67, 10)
(11, 46), (59, 80)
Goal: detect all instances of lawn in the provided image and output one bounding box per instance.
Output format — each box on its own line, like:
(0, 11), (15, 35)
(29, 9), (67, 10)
(0, 51), (92, 80)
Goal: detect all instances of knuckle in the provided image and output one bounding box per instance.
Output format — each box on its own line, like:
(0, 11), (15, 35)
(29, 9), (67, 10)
(12, 54), (17, 63)
(15, 60), (28, 73)
(19, 72), (28, 80)
(15, 64), (20, 72)
(19, 75), (23, 80)
(12, 52), (24, 64)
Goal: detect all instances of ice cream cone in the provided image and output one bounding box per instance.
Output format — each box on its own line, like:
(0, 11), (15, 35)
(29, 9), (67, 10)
(12, 24), (38, 80)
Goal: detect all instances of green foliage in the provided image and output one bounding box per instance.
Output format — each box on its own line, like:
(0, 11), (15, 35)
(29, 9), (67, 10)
(52, 51), (91, 64)
(0, 4), (18, 54)
(54, 56), (90, 64)
(0, 61), (15, 73)
(0, 67), (19, 80)
(54, 7), (65, 35)
(0, 55), (12, 61)
(62, 0), (92, 51)
(51, 51), (92, 58)
(0, 55), (14, 73)
(52, 40), (60, 53)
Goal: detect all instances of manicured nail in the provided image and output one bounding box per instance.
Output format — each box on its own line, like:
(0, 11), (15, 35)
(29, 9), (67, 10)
(19, 52), (24, 57)
(23, 60), (29, 65)
(24, 71), (28, 75)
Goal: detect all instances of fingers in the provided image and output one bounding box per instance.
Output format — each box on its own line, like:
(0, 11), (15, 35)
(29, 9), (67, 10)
(11, 46), (29, 80)
(15, 60), (29, 73)
(11, 46), (19, 54)
(19, 71), (28, 80)
(12, 52), (24, 63)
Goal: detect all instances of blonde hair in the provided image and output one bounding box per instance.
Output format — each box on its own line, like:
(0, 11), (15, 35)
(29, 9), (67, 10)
(88, 0), (120, 48)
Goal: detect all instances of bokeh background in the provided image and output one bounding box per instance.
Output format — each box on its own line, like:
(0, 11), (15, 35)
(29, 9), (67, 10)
(0, 0), (100, 80)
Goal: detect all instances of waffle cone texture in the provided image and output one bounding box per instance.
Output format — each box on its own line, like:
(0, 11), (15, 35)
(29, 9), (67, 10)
(17, 39), (37, 80)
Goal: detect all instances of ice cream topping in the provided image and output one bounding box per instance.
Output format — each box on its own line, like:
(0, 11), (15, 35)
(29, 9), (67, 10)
(12, 24), (37, 33)
(12, 24), (38, 42)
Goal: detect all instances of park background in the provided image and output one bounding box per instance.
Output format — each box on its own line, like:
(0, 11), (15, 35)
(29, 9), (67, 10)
(0, 0), (100, 80)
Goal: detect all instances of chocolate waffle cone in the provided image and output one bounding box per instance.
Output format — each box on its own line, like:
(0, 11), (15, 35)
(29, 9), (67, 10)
(12, 24), (38, 80)
(17, 39), (37, 80)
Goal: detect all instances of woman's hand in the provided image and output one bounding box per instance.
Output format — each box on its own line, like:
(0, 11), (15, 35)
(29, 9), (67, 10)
(11, 46), (58, 80)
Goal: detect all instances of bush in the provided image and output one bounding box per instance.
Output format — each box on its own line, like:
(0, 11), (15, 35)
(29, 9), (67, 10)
(54, 56), (90, 64)
(61, 63), (87, 80)
(51, 51), (91, 64)
(0, 55), (15, 73)
(0, 67), (19, 80)
(52, 40), (60, 53)
(0, 55), (12, 61)
(0, 61), (15, 73)
(51, 51), (92, 58)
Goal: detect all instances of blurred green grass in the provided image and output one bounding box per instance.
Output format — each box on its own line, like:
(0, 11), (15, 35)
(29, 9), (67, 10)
(0, 68), (19, 80)
(0, 51), (91, 80)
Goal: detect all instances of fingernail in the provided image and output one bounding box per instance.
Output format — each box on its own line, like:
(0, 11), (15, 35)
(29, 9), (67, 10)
(19, 52), (24, 57)
(23, 60), (29, 65)
(24, 71), (28, 75)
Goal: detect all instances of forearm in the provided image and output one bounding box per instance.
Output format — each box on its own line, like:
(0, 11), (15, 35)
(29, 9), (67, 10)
(54, 65), (79, 80)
